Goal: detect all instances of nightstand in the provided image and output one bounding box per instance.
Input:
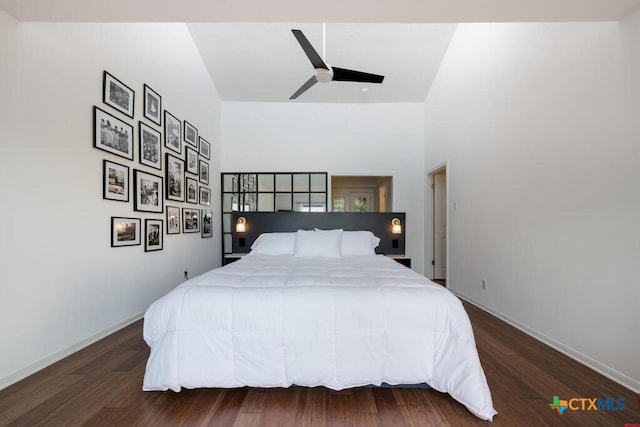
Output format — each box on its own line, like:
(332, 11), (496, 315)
(223, 253), (247, 265)
(387, 255), (411, 268)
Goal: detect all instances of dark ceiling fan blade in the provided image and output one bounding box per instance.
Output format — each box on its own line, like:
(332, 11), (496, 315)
(291, 29), (328, 70)
(332, 67), (385, 84)
(289, 75), (318, 99)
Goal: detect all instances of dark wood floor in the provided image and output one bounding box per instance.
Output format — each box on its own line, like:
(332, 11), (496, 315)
(1, 300), (638, 426)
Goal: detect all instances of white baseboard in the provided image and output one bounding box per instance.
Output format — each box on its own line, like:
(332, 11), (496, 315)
(454, 292), (640, 394)
(0, 312), (144, 391)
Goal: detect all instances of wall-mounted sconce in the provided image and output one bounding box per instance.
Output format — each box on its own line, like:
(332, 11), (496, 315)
(391, 217), (402, 234)
(236, 216), (247, 233)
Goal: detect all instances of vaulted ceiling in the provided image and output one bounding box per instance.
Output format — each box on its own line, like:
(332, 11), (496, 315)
(2, 0), (638, 103)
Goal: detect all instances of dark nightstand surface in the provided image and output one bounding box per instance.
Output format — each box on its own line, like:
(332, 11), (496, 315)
(386, 254), (411, 268)
(223, 253), (248, 265)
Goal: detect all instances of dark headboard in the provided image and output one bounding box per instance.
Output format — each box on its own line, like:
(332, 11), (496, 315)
(231, 212), (406, 255)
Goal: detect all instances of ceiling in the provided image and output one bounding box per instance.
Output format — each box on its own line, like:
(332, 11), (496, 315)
(2, 0), (639, 103)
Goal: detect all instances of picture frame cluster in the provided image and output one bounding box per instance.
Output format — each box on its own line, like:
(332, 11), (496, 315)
(96, 70), (214, 250)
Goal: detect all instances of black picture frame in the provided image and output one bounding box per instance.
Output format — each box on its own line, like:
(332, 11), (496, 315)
(143, 84), (161, 126)
(103, 159), (129, 202)
(201, 209), (212, 238)
(185, 146), (198, 175)
(165, 153), (185, 202)
(145, 219), (163, 252)
(199, 186), (211, 206)
(93, 106), (134, 160)
(139, 121), (162, 170)
(164, 110), (181, 154)
(111, 217), (141, 247)
(184, 120), (198, 147)
(199, 137), (210, 160)
(199, 159), (209, 185)
(133, 169), (163, 213)
(102, 71), (134, 118)
(182, 207), (200, 233)
(186, 176), (198, 204)
(166, 206), (181, 234)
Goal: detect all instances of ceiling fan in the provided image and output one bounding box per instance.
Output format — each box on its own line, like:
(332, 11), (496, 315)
(289, 28), (385, 100)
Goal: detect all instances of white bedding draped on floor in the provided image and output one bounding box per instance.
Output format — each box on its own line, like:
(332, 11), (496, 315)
(143, 254), (497, 421)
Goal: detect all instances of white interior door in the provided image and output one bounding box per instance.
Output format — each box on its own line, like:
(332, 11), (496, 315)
(433, 171), (447, 280)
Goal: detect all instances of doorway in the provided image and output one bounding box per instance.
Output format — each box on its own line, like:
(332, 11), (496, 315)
(428, 166), (447, 283)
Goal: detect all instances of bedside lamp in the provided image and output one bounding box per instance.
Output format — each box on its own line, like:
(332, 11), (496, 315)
(235, 216), (247, 233)
(391, 217), (402, 234)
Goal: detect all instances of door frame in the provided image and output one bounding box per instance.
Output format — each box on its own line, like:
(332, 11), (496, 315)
(426, 162), (449, 286)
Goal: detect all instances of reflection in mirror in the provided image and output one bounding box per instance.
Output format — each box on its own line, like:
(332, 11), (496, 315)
(293, 193), (310, 212)
(244, 193), (257, 211)
(223, 174), (238, 192)
(258, 174), (274, 192)
(310, 174), (326, 192)
(293, 174), (309, 192)
(275, 193), (292, 211)
(258, 193), (275, 212)
(275, 174), (292, 192)
(310, 193), (327, 212)
(224, 234), (232, 253)
(223, 213), (231, 233)
(241, 174), (257, 192)
(223, 193), (234, 212)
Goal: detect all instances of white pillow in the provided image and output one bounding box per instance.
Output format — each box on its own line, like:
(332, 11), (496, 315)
(294, 229), (342, 258)
(341, 231), (380, 256)
(249, 232), (296, 255)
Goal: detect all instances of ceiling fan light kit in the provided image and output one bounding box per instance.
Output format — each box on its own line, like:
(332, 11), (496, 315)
(289, 28), (384, 100)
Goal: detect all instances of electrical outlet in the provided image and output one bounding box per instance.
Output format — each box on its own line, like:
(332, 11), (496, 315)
(184, 271), (188, 280)
(481, 279), (487, 290)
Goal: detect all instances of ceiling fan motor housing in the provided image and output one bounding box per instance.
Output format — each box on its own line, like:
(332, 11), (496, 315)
(315, 67), (333, 83)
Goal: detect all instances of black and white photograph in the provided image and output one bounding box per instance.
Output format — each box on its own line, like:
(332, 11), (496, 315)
(182, 208), (200, 233)
(199, 159), (209, 185)
(143, 84), (161, 126)
(103, 159), (129, 202)
(102, 71), (134, 118)
(165, 153), (184, 202)
(164, 110), (181, 154)
(93, 106), (134, 160)
(201, 210), (212, 238)
(184, 121), (198, 147)
(199, 186), (211, 206)
(199, 137), (210, 160)
(111, 217), (141, 247)
(185, 147), (198, 175)
(186, 177), (198, 204)
(145, 219), (163, 252)
(166, 206), (180, 234)
(139, 122), (162, 170)
(134, 169), (163, 213)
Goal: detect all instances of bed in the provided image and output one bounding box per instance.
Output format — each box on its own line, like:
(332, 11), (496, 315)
(142, 213), (497, 421)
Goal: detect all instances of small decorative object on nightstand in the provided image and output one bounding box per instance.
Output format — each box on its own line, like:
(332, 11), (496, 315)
(387, 254), (411, 268)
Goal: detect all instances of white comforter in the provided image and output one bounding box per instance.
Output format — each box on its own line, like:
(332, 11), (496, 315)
(143, 255), (497, 421)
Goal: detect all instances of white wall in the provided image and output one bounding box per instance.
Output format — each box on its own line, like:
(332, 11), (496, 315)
(221, 102), (426, 273)
(425, 17), (640, 390)
(0, 11), (222, 389)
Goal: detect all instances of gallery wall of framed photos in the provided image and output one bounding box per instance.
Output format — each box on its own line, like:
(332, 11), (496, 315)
(96, 70), (213, 251)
